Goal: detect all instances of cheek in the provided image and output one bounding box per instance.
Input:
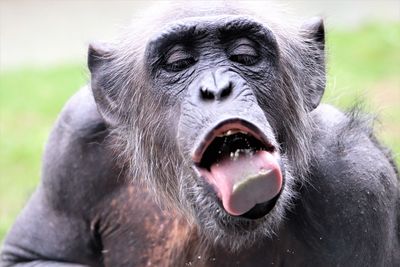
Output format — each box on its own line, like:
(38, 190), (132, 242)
(165, 104), (182, 134)
(152, 70), (196, 101)
(177, 101), (206, 136)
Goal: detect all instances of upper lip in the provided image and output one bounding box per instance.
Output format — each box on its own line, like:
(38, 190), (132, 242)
(192, 118), (275, 164)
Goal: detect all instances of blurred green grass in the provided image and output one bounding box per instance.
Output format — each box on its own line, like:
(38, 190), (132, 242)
(0, 22), (399, 243)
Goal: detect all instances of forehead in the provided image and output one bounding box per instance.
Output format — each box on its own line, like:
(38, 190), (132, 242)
(151, 15), (265, 39)
(146, 15), (273, 52)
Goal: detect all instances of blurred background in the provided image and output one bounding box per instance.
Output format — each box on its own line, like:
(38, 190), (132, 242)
(0, 0), (399, 244)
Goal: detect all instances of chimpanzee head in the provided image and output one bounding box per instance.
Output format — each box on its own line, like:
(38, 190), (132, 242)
(88, 2), (325, 250)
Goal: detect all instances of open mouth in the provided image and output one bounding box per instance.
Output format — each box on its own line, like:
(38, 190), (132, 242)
(193, 119), (283, 219)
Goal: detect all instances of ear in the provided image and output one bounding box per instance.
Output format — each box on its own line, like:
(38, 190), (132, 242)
(300, 17), (326, 111)
(88, 42), (120, 126)
(88, 42), (113, 73)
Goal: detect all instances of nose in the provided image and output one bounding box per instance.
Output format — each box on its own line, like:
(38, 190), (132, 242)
(199, 69), (233, 101)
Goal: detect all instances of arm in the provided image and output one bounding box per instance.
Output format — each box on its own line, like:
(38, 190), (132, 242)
(1, 188), (98, 267)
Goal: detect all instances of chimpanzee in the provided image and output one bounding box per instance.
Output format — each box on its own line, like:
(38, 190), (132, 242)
(1, 2), (399, 267)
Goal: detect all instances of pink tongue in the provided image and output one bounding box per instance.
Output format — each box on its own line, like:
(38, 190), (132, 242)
(209, 151), (282, 216)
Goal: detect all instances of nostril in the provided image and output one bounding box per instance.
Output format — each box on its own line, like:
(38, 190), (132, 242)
(201, 87), (215, 100)
(220, 83), (232, 99)
(199, 80), (232, 101)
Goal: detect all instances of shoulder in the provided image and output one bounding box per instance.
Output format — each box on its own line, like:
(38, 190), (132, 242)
(41, 86), (121, 212)
(57, 85), (107, 140)
(310, 103), (397, 177)
(309, 103), (398, 197)
(311, 103), (347, 127)
(293, 104), (399, 260)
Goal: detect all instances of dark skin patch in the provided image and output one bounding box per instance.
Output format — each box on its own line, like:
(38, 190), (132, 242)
(92, 184), (195, 266)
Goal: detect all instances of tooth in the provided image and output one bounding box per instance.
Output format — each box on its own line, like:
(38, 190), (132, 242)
(224, 130), (234, 136)
(259, 168), (271, 175)
(234, 149), (240, 160)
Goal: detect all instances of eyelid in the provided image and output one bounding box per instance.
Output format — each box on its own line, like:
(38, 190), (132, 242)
(165, 47), (193, 64)
(230, 43), (258, 56)
(227, 38), (258, 56)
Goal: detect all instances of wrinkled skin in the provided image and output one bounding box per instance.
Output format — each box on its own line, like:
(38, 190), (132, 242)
(1, 3), (399, 267)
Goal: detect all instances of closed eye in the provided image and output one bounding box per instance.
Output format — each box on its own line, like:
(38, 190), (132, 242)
(166, 57), (196, 72)
(164, 46), (196, 72)
(228, 41), (260, 66)
(230, 54), (259, 65)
